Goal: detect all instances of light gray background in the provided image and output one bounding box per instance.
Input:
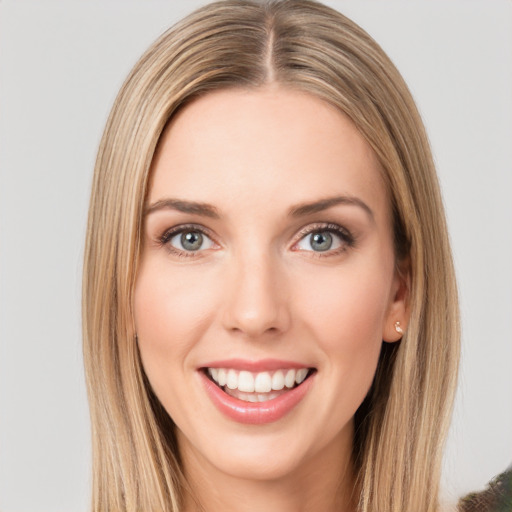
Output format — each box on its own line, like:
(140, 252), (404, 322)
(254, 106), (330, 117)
(1, 1), (511, 511)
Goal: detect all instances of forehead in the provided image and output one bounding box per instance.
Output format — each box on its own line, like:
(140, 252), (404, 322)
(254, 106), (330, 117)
(149, 87), (389, 224)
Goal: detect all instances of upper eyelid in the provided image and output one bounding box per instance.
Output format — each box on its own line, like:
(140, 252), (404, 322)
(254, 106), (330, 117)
(158, 225), (218, 257)
(157, 221), (352, 250)
(160, 223), (216, 242)
(290, 222), (354, 252)
(293, 222), (351, 240)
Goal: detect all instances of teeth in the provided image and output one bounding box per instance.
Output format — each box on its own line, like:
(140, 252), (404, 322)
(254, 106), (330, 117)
(271, 371), (285, 390)
(238, 371), (254, 392)
(295, 368), (308, 385)
(226, 369), (238, 390)
(217, 368), (227, 386)
(224, 388), (285, 402)
(207, 367), (311, 394)
(284, 369), (296, 388)
(254, 372), (272, 393)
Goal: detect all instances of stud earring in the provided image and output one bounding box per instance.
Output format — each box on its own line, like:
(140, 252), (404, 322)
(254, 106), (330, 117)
(394, 321), (403, 335)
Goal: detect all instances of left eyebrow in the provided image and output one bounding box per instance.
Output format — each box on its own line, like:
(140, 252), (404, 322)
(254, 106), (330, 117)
(288, 195), (374, 222)
(144, 198), (220, 219)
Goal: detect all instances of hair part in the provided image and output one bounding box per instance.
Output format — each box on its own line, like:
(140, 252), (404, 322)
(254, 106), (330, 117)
(83, 1), (460, 511)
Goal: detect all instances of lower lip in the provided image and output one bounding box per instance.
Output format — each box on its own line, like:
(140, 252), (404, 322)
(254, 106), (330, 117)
(200, 371), (315, 425)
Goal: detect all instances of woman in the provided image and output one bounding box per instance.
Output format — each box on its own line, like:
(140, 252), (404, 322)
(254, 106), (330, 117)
(82, 1), (459, 511)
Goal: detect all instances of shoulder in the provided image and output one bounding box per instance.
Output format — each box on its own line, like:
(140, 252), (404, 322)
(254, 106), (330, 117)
(458, 466), (512, 512)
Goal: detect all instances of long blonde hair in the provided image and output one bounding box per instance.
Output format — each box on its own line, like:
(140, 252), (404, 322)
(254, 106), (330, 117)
(83, 1), (460, 511)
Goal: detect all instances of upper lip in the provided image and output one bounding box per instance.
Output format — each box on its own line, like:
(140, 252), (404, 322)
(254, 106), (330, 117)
(199, 358), (314, 372)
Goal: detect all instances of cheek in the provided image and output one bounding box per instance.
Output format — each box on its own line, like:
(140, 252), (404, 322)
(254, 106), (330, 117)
(133, 259), (218, 385)
(297, 265), (391, 345)
(290, 265), (391, 441)
(294, 259), (393, 393)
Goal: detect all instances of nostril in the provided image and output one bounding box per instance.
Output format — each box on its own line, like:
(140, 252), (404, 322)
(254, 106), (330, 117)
(220, 267), (291, 337)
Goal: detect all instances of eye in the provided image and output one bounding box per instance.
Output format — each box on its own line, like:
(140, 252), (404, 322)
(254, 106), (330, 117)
(296, 230), (340, 252)
(161, 226), (216, 255)
(294, 224), (354, 254)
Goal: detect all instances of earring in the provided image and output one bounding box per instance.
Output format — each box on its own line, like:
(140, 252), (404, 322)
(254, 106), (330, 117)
(394, 321), (403, 335)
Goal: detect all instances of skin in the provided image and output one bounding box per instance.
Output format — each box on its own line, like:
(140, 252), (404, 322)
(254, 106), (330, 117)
(134, 86), (408, 512)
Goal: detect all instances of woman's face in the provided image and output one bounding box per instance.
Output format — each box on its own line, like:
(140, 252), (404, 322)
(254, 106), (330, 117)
(135, 87), (407, 483)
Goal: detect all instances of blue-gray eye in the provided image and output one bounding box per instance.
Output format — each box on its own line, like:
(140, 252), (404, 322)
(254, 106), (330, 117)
(169, 230), (214, 252)
(296, 229), (344, 252)
(310, 232), (332, 251)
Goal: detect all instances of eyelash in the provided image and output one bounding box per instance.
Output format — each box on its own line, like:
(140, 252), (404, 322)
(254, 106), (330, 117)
(157, 222), (356, 259)
(158, 224), (216, 258)
(292, 223), (356, 258)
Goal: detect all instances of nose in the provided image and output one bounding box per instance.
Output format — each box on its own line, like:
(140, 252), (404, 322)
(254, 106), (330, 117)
(221, 251), (291, 339)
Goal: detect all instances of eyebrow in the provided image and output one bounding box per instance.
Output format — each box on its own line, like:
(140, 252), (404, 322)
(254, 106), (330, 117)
(145, 198), (220, 218)
(144, 194), (374, 221)
(288, 195), (374, 221)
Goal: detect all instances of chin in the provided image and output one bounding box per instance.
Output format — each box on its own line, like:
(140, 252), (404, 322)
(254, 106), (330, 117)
(204, 441), (311, 482)
(177, 419), (348, 484)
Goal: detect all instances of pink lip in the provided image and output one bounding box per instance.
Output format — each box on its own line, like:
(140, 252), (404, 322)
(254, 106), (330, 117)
(199, 369), (315, 425)
(201, 358), (309, 372)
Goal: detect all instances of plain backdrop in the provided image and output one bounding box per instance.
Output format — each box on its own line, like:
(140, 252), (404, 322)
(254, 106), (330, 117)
(0, 1), (511, 511)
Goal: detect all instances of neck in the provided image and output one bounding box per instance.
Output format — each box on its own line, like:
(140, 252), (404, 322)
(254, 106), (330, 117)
(179, 430), (358, 512)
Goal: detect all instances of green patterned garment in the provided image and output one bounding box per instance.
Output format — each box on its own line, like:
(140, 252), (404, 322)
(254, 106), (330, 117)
(458, 467), (512, 512)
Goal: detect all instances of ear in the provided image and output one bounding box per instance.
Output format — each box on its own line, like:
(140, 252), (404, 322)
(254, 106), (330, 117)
(382, 260), (410, 343)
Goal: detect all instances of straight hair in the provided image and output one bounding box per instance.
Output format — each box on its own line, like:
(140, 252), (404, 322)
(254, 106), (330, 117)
(83, 1), (460, 510)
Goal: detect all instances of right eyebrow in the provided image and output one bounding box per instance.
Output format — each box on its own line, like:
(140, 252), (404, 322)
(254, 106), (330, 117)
(144, 198), (220, 219)
(288, 195), (374, 222)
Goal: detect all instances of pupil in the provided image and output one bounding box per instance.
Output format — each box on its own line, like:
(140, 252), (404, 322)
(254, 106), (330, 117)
(311, 232), (332, 251)
(181, 231), (203, 251)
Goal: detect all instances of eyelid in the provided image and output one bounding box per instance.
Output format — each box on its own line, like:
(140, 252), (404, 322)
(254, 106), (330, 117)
(290, 222), (355, 255)
(156, 221), (355, 258)
(158, 223), (220, 257)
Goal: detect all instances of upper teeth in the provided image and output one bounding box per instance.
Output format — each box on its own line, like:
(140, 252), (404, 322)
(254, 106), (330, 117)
(207, 368), (309, 393)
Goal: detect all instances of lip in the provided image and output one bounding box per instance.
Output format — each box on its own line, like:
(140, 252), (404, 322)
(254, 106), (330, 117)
(199, 362), (315, 425)
(201, 358), (309, 372)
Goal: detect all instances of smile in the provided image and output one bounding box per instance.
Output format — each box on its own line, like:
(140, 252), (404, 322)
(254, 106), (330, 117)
(206, 367), (311, 402)
(200, 362), (316, 424)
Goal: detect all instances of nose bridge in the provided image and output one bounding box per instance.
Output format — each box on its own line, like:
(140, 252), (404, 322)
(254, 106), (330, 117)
(222, 245), (289, 338)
